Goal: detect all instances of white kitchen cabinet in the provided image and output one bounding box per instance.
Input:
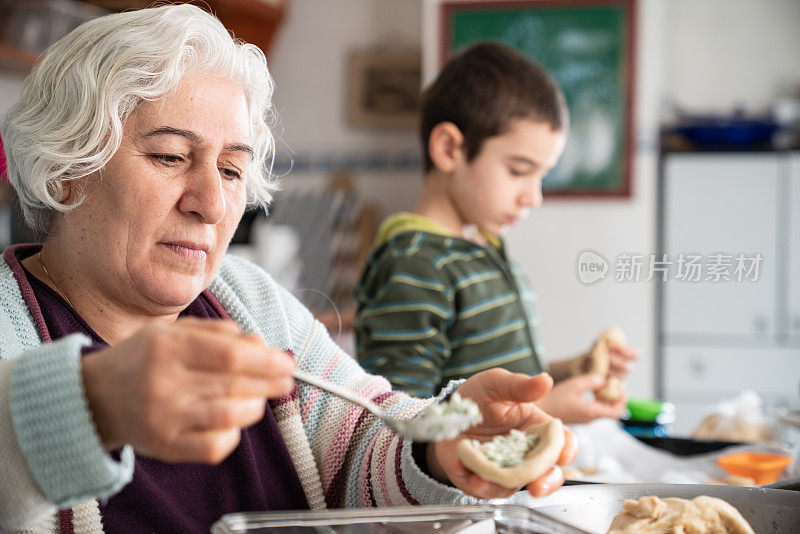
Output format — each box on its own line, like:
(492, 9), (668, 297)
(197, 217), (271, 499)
(663, 345), (799, 404)
(789, 153), (800, 343)
(663, 154), (779, 340)
(663, 343), (800, 436)
(659, 152), (800, 432)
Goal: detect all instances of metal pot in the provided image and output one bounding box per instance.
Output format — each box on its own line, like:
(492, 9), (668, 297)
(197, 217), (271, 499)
(518, 483), (800, 533)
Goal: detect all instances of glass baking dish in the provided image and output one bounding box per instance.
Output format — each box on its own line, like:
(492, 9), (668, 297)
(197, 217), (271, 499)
(211, 504), (591, 534)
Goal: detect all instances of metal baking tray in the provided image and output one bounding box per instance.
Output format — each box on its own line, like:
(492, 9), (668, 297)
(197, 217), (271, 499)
(211, 504), (590, 534)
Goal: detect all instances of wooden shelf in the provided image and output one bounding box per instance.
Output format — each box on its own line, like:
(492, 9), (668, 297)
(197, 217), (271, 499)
(0, 42), (39, 72)
(82, 0), (286, 57)
(208, 0), (286, 57)
(84, 0), (284, 11)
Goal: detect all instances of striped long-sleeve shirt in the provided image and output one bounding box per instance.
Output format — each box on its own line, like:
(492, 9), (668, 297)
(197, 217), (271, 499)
(355, 213), (546, 397)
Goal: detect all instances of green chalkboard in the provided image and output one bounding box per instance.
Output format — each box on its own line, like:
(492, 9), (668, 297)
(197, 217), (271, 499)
(442, 1), (634, 197)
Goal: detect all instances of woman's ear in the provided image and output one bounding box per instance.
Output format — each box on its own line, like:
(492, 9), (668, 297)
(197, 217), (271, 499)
(58, 180), (72, 204)
(428, 122), (465, 173)
(58, 171), (94, 205)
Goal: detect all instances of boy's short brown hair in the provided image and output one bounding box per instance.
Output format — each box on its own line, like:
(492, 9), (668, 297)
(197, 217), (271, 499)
(420, 42), (568, 172)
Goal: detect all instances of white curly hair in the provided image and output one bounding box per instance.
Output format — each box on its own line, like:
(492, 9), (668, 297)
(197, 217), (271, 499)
(1, 3), (278, 235)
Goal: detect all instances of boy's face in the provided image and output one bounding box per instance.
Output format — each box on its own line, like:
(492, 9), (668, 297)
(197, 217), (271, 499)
(448, 118), (567, 235)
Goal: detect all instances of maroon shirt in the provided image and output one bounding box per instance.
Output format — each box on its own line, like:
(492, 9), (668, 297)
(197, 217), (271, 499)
(20, 258), (309, 533)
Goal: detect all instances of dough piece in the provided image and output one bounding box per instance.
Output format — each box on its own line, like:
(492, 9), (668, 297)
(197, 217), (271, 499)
(693, 413), (726, 440)
(590, 328), (624, 376)
(597, 376), (624, 403)
(589, 328), (627, 403)
(456, 419), (564, 489)
(567, 329), (616, 376)
(607, 495), (755, 534)
(566, 328), (624, 377)
(720, 475), (755, 487)
(562, 466), (600, 480)
(692, 413), (778, 443)
(561, 466), (582, 480)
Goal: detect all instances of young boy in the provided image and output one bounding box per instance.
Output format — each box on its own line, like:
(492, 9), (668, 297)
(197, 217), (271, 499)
(354, 42), (637, 424)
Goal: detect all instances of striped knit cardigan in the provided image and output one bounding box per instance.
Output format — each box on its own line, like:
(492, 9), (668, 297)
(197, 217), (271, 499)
(0, 245), (475, 532)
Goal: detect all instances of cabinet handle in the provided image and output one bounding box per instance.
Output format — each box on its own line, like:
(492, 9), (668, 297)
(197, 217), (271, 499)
(753, 316), (768, 333)
(690, 358), (705, 377)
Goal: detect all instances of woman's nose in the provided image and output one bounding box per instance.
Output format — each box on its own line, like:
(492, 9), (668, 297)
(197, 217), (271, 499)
(178, 161), (227, 224)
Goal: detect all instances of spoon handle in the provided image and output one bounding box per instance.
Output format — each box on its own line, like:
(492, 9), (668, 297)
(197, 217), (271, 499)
(293, 369), (385, 419)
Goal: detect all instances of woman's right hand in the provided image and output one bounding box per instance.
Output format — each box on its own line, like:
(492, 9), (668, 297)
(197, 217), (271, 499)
(80, 318), (295, 463)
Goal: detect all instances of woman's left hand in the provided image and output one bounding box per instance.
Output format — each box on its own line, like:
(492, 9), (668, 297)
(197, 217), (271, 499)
(427, 369), (578, 499)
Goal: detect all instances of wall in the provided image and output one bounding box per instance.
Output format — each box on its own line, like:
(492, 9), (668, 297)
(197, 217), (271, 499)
(663, 0), (800, 115)
(0, 73), (20, 248)
(0, 73), (23, 118)
(266, 0), (424, 215)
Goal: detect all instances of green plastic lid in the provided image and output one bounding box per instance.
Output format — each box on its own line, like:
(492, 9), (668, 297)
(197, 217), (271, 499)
(626, 398), (671, 422)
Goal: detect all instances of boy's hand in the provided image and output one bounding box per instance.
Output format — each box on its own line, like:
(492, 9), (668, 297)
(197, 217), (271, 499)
(426, 369), (577, 499)
(535, 374), (626, 424)
(567, 333), (639, 379)
(607, 344), (638, 377)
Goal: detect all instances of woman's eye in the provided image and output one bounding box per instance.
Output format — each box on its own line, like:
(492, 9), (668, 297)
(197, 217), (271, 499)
(509, 168), (528, 177)
(219, 167), (243, 181)
(152, 154), (184, 166)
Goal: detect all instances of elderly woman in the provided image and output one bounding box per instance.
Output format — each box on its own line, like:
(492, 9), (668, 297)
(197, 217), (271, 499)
(0, 5), (576, 532)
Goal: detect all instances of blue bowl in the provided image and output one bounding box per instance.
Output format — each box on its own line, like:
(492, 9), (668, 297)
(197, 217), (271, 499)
(676, 119), (778, 149)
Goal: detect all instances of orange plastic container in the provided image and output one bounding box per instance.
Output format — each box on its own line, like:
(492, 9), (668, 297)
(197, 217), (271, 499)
(717, 452), (793, 485)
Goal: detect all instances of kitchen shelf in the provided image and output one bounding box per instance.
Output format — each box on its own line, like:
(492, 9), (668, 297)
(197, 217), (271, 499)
(82, 0), (285, 56)
(0, 42), (39, 72)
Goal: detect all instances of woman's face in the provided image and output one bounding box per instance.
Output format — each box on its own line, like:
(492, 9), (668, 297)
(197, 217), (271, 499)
(61, 72), (252, 311)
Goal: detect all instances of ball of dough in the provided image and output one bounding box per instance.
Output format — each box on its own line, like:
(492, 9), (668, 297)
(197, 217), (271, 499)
(607, 495), (754, 534)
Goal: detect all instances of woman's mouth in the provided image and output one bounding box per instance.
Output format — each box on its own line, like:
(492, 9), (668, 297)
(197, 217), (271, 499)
(161, 242), (209, 262)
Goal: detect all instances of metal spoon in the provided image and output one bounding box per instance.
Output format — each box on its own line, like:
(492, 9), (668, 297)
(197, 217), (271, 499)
(292, 369), (481, 441)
